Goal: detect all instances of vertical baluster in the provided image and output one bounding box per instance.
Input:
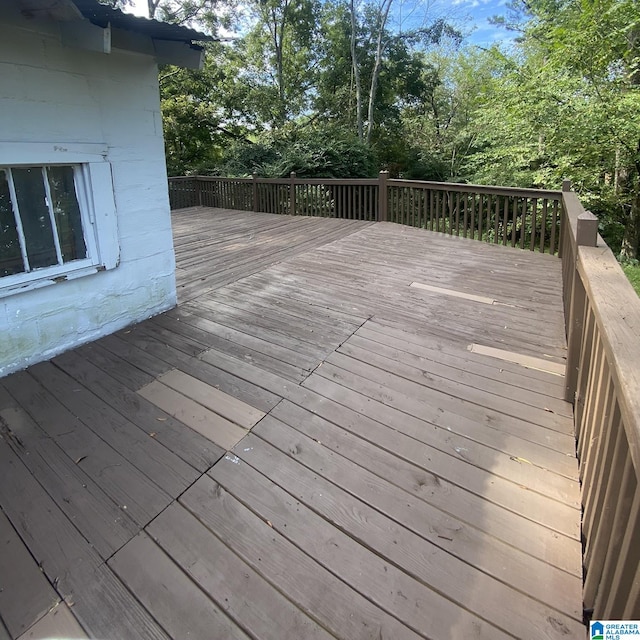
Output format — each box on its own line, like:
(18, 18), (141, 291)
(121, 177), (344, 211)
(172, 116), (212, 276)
(539, 200), (548, 253)
(462, 193), (468, 237)
(448, 191), (454, 235)
(470, 194), (477, 239)
(550, 200), (559, 254)
(530, 197), (538, 251)
(583, 417), (625, 610)
(520, 198), (527, 249)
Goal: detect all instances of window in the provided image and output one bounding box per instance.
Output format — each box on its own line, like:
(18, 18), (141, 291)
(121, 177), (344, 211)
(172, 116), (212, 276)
(0, 143), (119, 297)
(1, 165), (89, 278)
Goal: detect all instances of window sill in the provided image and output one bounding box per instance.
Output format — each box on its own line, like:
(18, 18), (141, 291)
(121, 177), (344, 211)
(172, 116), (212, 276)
(0, 263), (106, 299)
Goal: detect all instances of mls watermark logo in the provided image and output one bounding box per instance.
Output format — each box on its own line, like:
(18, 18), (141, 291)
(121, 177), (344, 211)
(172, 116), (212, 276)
(591, 621), (640, 638)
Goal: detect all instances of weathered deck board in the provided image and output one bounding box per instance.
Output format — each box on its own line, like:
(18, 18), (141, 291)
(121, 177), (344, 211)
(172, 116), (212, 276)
(172, 207), (373, 300)
(147, 503), (337, 640)
(52, 350), (223, 473)
(0, 439), (168, 639)
(181, 475), (425, 640)
(270, 397), (581, 576)
(250, 414), (581, 613)
(16, 604), (86, 640)
(0, 370), (172, 527)
(0, 509), (59, 638)
(109, 532), (251, 640)
(225, 429), (583, 636)
(28, 361), (197, 500)
(0, 402), (138, 559)
(0, 207), (582, 639)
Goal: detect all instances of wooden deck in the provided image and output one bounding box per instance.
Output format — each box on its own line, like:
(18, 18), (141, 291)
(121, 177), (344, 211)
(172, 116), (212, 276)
(0, 207), (583, 639)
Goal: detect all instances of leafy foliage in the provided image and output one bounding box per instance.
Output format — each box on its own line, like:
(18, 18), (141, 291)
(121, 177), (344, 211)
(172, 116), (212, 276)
(211, 126), (377, 177)
(461, 0), (640, 256)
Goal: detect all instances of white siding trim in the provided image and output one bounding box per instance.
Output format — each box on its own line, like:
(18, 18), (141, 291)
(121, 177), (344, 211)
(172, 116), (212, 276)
(0, 142), (108, 165)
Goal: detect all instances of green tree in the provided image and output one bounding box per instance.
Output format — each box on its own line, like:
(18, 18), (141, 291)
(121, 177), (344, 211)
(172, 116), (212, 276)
(160, 42), (254, 175)
(464, 0), (640, 257)
(237, 0), (321, 128)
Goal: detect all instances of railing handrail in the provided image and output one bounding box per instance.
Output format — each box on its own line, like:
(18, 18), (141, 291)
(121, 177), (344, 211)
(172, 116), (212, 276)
(578, 244), (640, 469)
(561, 183), (640, 620)
(168, 174), (562, 198)
(388, 178), (562, 199)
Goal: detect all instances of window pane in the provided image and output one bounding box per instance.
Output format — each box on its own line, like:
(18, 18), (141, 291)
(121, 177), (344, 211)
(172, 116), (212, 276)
(0, 171), (25, 277)
(47, 166), (87, 262)
(12, 167), (58, 269)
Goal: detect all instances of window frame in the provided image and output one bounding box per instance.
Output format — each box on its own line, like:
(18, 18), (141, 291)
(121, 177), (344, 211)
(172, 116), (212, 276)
(0, 143), (119, 298)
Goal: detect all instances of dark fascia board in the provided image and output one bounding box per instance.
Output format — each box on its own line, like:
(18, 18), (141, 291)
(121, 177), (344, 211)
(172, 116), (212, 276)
(70, 0), (214, 43)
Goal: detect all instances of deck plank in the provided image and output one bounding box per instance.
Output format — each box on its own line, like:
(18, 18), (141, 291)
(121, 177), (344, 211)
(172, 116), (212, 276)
(151, 311), (311, 382)
(0, 441), (168, 639)
(16, 604), (87, 640)
(0, 509), (59, 638)
(156, 369), (265, 428)
(52, 349), (223, 473)
(116, 327), (282, 413)
(361, 319), (567, 390)
(29, 361), (196, 500)
(304, 363), (575, 466)
(182, 473), (477, 640)
(269, 399), (581, 574)
(109, 532), (250, 640)
(138, 380), (248, 451)
(0, 207), (583, 639)
(213, 448), (581, 639)
(1, 371), (171, 527)
(250, 414), (582, 610)
(147, 503), (337, 640)
(0, 403), (138, 560)
(338, 336), (572, 416)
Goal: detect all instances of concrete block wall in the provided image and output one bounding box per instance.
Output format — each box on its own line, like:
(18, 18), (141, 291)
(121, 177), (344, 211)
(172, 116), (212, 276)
(0, 12), (177, 376)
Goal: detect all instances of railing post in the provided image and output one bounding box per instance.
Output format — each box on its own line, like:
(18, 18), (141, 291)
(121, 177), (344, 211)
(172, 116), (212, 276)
(576, 211), (598, 248)
(564, 210), (599, 402)
(252, 172), (258, 212)
(562, 179), (572, 193)
(378, 170), (389, 222)
(290, 171), (297, 216)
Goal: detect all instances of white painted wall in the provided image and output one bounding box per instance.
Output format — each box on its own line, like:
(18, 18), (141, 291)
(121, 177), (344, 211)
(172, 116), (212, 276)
(0, 12), (177, 376)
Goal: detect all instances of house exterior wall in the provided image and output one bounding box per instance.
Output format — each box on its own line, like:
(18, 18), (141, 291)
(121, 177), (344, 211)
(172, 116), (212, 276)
(0, 14), (177, 377)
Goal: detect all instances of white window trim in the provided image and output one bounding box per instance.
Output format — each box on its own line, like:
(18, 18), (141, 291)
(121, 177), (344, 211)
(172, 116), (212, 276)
(0, 142), (119, 299)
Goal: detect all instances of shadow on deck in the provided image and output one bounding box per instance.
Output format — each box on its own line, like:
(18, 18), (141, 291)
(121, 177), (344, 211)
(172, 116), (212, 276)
(0, 207), (582, 639)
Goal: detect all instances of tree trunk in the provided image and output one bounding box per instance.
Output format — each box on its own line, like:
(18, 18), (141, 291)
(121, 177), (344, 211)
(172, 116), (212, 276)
(265, 2), (288, 127)
(365, 0), (393, 146)
(349, 0), (363, 141)
(147, 0), (161, 19)
(621, 187), (640, 260)
(620, 141), (640, 260)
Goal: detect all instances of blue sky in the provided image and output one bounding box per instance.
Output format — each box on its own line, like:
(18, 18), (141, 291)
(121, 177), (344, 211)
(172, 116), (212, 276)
(451, 0), (512, 48)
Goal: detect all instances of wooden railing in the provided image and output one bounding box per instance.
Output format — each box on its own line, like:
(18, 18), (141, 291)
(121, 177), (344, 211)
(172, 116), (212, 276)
(386, 178), (562, 253)
(168, 172), (563, 253)
(561, 182), (640, 620)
